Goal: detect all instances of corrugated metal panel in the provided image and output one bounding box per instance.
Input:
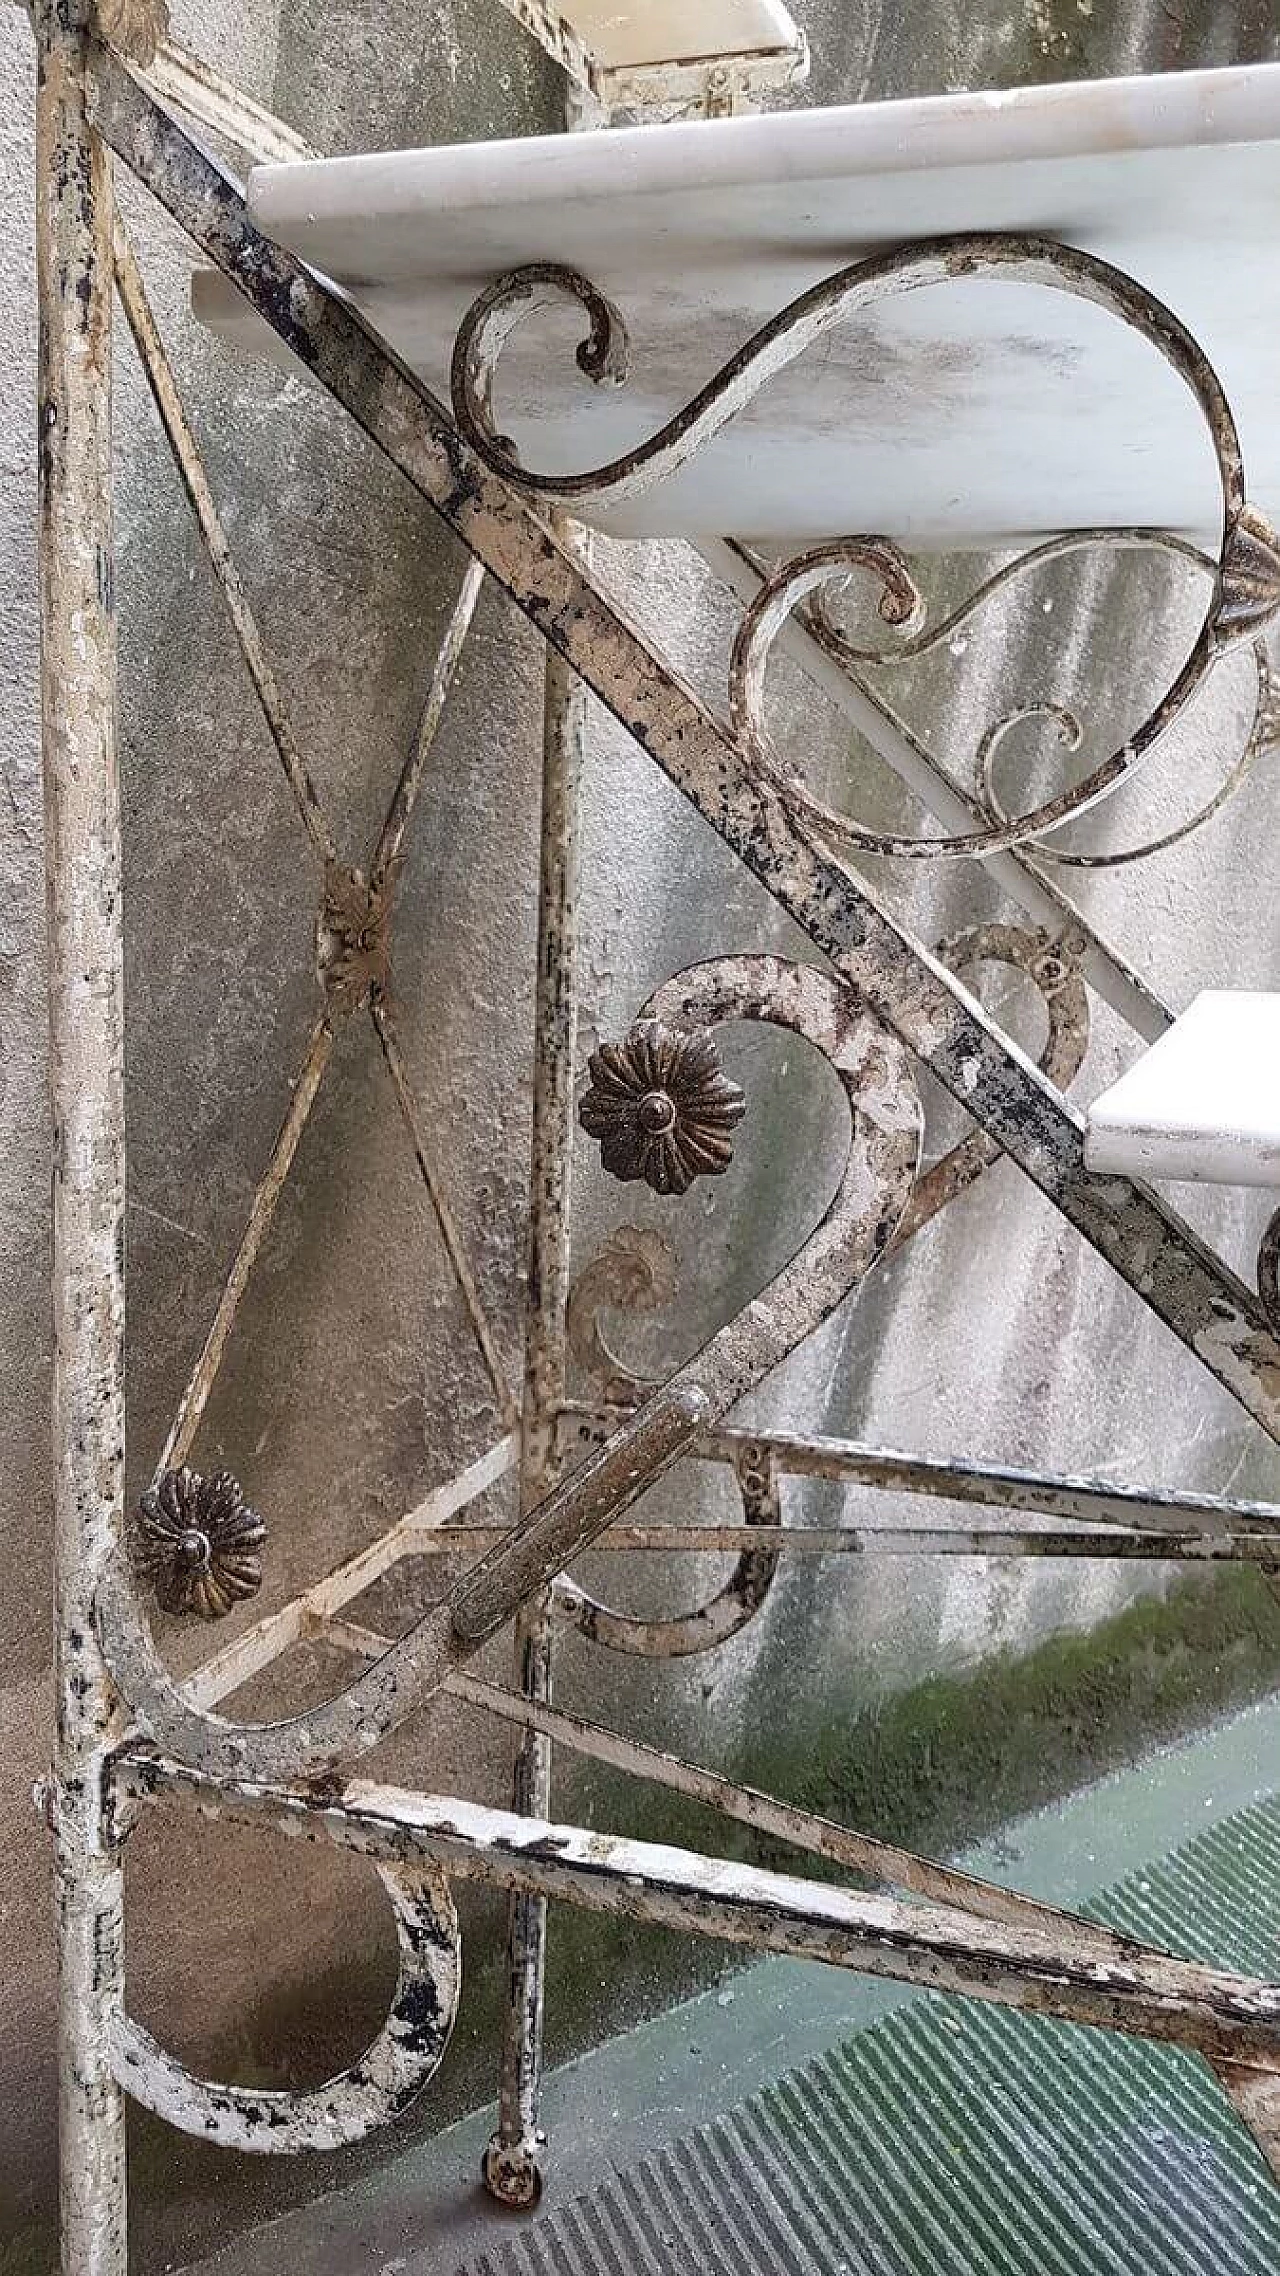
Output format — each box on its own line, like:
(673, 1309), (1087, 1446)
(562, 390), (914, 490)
(458, 1799), (1280, 2276)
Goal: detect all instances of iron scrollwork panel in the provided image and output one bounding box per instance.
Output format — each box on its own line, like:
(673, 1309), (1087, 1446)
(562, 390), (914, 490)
(560, 921), (1090, 1660)
(92, 965), (921, 1780)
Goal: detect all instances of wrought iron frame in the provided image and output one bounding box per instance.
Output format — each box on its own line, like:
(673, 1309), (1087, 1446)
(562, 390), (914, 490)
(29, 5), (1280, 2269)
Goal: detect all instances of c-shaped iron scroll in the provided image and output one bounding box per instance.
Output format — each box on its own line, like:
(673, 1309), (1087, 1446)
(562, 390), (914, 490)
(555, 953), (927, 1656)
(94, 962), (922, 1784)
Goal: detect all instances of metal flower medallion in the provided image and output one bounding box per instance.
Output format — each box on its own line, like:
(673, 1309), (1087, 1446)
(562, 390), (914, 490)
(132, 1467), (266, 1620)
(579, 1019), (746, 1195)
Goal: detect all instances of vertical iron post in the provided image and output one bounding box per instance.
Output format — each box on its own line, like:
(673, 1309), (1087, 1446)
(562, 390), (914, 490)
(35, 4), (130, 2269)
(484, 520), (588, 2208)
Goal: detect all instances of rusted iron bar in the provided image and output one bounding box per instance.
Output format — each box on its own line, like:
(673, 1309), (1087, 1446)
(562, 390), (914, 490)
(111, 1754), (1280, 2072)
(157, 1014), (335, 1476)
(371, 997), (517, 1428)
(184, 1433), (517, 1711)
(557, 1412), (1280, 1543)
(304, 1632), (1157, 1945)
(380, 1518), (1280, 1561)
(89, 58), (1280, 1444)
(111, 214), (338, 868)
(489, 519), (589, 2208)
(704, 538), (1172, 1045)
(369, 557), (486, 897)
(451, 1388), (709, 1642)
(492, 0), (595, 92)
(36, 4), (129, 2267)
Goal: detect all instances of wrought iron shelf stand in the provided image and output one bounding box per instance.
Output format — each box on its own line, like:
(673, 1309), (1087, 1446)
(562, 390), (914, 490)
(27, 5), (1280, 2269)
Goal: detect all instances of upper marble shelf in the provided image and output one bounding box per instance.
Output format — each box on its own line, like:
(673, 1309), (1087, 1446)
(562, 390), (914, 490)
(203, 62), (1280, 547)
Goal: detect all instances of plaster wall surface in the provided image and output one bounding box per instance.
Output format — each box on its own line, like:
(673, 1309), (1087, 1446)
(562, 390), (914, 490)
(1, 0), (1278, 2266)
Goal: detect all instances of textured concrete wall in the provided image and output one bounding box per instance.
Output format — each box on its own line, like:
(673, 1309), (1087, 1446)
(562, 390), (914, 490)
(1, 0), (1278, 2267)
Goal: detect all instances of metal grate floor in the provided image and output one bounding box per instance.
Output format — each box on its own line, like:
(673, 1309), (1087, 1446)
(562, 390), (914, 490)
(456, 1800), (1280, 2276)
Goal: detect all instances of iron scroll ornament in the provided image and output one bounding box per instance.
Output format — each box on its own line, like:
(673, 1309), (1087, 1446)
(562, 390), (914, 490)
(787, 531), (1280, 871)
(559, 928), (1086, 1656)
(567, 921), (1090, 1409)
(110, 1854), (461, 2153)
(93, 976), (922, 1782)
(451, 239), (1280, 859)
(564, 952), (932, 1659)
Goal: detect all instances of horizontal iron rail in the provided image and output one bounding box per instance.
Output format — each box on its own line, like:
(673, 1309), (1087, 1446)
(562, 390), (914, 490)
(396, 1519), (1279, 1560)
(111, 1751), (1280, 2070)
(89, 51), (1280, 1449)
(557, 1411), (1280, 1541)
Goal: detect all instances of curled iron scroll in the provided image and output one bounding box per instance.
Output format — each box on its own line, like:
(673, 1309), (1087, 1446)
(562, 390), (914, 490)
(93, 970), (919, 1780)
(111, 1860), (460, 2152)
(557, 952), (926, 1655)
(554, 1441), (782, 1659)
(452, 238), (1280, 861)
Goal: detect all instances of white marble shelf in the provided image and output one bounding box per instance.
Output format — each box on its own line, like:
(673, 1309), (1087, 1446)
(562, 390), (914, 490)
(197, 62), (1280, 546)
(1084, 992), (1280, 1188)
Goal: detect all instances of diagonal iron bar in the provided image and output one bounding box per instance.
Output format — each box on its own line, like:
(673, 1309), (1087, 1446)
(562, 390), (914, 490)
(157, 1013), (335, 1476)
(345, 1517), (1280, 1560)
(557, 1412), (1280, 1542)
(372, 996), (518, 1427)
(90, 55), (1280, 1447)
(310, 1626), (1131, 1944)
(370, 556), (487, 897)
(143, 38), (315, 166)
(711, 537), (1176, 1045)
(116, 209), (505, 1454)
(112, 1751), (1280, 2072)
(112, 213), (339, 868)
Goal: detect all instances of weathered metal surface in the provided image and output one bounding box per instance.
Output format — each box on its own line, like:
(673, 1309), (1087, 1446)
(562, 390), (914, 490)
(88, 61), (1280, 1444)
(1214, 2059), (1280, 2186)
(143, 36), (314, 166)
(710, 535), (1175, 1047)
(893, 920), (1089, 1247)
(111, 1859), (459, 2152)
(300, 1643), (1112, 1942)
(158, 1016), (335, 1476)
(491, 0), (596, 92)
(132, 1467), (265, 1620)
(377, 1515), (1280, 1563)
(454, 244), (1277, 858)
(114, 204), (507, 1467)
(547, 952), (919, 1649)
(370, 557), (487, 899)
(94, 957), (918, 1774)
(186, 1435), (518, 1712)
(553, 1414), (1280, 1546)
(554, 1437), (784, 1656)
(112, 1755), (1280, 2072)
(972, 644), (1279, 871)
(317, 862), (391, 1015)
(489, 516), (588, 2212)
(579, 1017), (747, 1193)
(37, 47), (1280, 2241)
(36, 5), (129, 2268)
